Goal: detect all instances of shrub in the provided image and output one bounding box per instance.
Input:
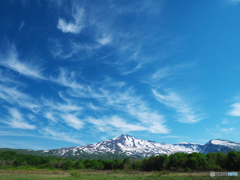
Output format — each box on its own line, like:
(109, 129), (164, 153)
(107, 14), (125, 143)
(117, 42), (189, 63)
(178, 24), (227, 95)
(75, 160), (84, 169)
(70, 171), (81, 177)
(160, 170), (170, 175)
(63, 160), (73, 170)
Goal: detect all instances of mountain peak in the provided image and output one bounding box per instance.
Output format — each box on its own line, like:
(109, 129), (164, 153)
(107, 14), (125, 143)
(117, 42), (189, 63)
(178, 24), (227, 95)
(112, 134), (133, 140)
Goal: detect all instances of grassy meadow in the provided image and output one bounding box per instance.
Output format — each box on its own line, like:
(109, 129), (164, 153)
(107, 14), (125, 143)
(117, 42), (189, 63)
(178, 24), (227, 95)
(0, 170), (239, 180)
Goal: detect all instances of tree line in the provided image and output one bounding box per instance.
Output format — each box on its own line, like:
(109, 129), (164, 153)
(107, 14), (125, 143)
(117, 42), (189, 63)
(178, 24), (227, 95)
(0, 150), (240, 171)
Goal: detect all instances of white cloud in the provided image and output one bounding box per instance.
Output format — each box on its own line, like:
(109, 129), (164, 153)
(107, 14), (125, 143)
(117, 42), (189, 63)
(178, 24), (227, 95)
(228, 0), (240, 5)
(121, 64), (142, 75)
(97, 35), (112, 45)
(87, 117), (110, 132)
(207, 125), (236, 137)
(49, 66), (169, 134)
(101, 76), (126, 88)
(61, 114), (84, 130)
(0, 43), (46, 80)
(67, 78), (170, 134)
(44, 112), (57, 123)
(87, 115), (169, 134)
(40, 127), (83, 144)
(0, 69), (24, 85)
(57, 7), (84, 34)
(151, 66), (171, 80)
(150, 62), (195, 83)
(49, 38), (101, 60)
(221, 118), (229, 124)
(0, 84), (39, 112)
(1, 108), (35, 129)
(27, 114), (36, 122)
(228, 103), (240, 116)
(50, 67), (84, 89)
(43, 98), (82, 112)
(108, 116), (147, 132)
(18, 21), (25, 31)
(88, 102), (103, 110)
(152, 89), (202, 123)
(220, 128), (235, 133)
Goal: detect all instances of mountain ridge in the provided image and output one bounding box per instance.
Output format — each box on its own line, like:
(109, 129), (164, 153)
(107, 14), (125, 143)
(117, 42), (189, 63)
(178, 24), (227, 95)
(41, 134), (240, 157)
(2, 134), (240, 158)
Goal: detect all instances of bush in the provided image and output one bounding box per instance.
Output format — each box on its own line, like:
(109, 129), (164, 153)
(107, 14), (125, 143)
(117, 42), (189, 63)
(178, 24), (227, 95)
(70, 171), (81, 177)
(116, 169), (121, 173)
(154, 170), (170, 177)
(75, 160), (84, 169)
(185, 167), (190, 172)
(160, 170), (170, 175)
(63, 160), (73, 170)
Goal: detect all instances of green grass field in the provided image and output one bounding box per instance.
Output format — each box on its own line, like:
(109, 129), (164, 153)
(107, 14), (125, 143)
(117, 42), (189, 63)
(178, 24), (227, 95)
(0, 170), (239, 180)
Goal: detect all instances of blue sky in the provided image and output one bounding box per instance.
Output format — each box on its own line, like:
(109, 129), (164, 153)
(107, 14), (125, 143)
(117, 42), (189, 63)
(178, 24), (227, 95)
(1, 0), (240, 150)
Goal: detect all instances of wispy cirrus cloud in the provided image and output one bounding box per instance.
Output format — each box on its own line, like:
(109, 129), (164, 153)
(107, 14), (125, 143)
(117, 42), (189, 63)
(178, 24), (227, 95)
(206, 125), (237, 138)
(144, 62), (196, 86)
(0, 69), (24, 86)
(228, 103), (240, 116)
(1, 107), (35, 129)
(52, 67), (169, 134)
(107, 116), (147, 132)
(220, 128), (235, 133)
(228, 0), (240, 5)
(61, 114), (84, 130)
(87, 115), (168, 135)
(50, 67), (84, 89)
(50, 0), (169, 75)
(39, 127), (84, 145)
(41, 96), (82, 112)
(152, 89), (202, 123)
(0, 43), (46, 80)
(96, 34), (112, 46)
(49, 38), (101, 60)
(0, 84), (39, 112)
(18, 21), (25, 31)
(0, 68), (40, 113)
(44, 112), (57, 123)
(84, 87), (169, 134)
(101, 77), (126, 88)
(221, 118), (229, 124)
(57, 6), (84, 34)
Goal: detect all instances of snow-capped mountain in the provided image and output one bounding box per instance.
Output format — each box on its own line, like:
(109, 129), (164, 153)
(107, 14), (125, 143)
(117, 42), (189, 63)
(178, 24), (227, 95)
(42, 134), (240, 157)
(199, 139), (240, 154)
(75, 134), (204, 156)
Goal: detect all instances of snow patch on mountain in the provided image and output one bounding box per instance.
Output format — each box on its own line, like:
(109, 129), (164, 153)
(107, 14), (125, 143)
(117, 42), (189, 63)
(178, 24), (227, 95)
(210, 139), (240, 147)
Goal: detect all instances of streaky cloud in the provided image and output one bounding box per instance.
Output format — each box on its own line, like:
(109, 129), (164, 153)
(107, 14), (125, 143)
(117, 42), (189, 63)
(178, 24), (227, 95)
(61, 114), (84, 130)
(50, 67), (84, 89)
(0, 84), (39, 112)
(40, 127), (84, 144)
(1, 107), (35, 129)
(18, 21), (25, 32)
(228, 0), (240, 5)
(228, 103), (240, 116)
(152, 89), (202, 124)
(57, 6), (84, 34)
(0, 43), (46, 80)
